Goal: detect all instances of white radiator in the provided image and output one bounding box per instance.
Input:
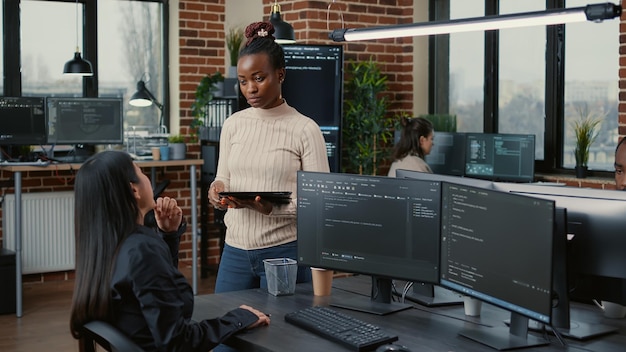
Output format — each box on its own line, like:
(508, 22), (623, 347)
(3, 192), (75, 274)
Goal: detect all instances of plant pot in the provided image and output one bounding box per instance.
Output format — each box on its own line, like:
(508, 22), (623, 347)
(575, 165), (588, 179)
(169, 143), (186, 160)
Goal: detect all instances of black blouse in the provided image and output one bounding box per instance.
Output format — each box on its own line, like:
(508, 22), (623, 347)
(110, 224), (258, 351)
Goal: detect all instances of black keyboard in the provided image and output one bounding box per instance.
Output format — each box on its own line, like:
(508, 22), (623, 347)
(284, 306), (398, 351)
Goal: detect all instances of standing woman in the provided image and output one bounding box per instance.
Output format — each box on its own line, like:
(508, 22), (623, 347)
(208, 21), (330, 293)
(387, 117), (435, 177)
(69, 151), (269, 351)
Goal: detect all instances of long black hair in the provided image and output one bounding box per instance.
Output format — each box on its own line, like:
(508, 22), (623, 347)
(70, 151), (141, 343)
(392, 117), (434, 160)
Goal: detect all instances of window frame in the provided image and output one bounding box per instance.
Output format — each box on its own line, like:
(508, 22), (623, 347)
(2, 0), (170, 127)
(430, 0), (615, 178)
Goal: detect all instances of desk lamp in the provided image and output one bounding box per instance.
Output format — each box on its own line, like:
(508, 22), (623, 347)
(129, 80), (166, 134)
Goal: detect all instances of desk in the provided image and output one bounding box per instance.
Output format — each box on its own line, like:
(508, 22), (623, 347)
(192, 275), (626, 351)
(1, 159), (203, 317)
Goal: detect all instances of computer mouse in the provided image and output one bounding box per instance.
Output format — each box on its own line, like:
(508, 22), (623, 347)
(375, 343), (412, 352)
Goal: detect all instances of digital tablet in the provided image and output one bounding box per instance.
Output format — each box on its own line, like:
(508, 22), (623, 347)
(218, 191), (292, 205)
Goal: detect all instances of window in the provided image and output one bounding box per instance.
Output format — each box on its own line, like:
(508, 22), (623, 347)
(9, 0), (166, 136)
(563, 0), (618, 171)
(21, 1), (82, 96)
(498, 0), (546, 160)
(434, 0), (619, 173)
(449, 0), (484, 133)
(98, 0), (164, 133)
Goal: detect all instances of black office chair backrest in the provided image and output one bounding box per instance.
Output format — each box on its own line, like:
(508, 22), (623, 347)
(82, 320), (144, 352)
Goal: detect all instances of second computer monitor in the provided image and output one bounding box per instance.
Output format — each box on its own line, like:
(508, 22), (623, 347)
(464, 133), (535, 182)
(440, 182), (554, 349)
(46, 97), (124, 145)
(425, 132), (466, 176)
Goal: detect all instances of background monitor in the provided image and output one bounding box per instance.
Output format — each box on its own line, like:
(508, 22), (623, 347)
(46, 97), (124, 145)
(465, 133), (535, 183)
(425, 132), (466, 176)
(0, 97), (47, 146)
(440, 182), (554, 350)
(281, 45), (343, 172)
(297, 171), (442, 315)
(492, 183), (626, 304)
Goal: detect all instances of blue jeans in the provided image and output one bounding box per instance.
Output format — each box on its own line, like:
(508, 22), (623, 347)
(215, 241), (311, 293)
(213, 241), (311, 352)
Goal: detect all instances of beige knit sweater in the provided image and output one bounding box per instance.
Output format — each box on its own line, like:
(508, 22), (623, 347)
(213, 101), (330, 250)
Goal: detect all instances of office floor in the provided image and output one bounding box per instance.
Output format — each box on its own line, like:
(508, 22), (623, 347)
(0, 266), (216, 352)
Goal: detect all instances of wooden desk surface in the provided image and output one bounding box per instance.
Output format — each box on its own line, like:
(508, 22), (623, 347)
(0, 159), (202, 172)
(192, 275), (626, 352)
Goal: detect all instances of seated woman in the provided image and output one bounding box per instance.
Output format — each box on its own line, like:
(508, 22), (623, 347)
(388, 117), (435, 177)
(69, 150), (270, 351)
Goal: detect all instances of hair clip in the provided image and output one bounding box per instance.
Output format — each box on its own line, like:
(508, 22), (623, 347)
(257, 28), (269, 37)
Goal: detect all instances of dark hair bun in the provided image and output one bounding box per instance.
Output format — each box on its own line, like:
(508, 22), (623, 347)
(245, 22), (275, 46)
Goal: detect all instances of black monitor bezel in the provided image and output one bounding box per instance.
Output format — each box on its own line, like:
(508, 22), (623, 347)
(439, 182), (555, 325)
(0, 96), (47, 146)
(464, 133), (536, 183)
(46, 97), (124, 145)
(296, 171), (442, 284)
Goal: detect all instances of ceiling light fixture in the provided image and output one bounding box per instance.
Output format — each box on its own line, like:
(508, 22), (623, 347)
(329, 2), (622, 42)
(63, 0), (93, 76)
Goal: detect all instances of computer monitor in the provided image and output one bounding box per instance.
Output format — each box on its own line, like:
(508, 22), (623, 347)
(0, 97), (47, 146)
(281, 45), (343, 172)
(46, 97), (124, 145)
(440, 182), (555, 350)
(394, 169), (493, 306)
(492, 182), (626, 339)
(425, 132), (467, 176)
(297, 171), (442, 315)
(465, 133), (535, 183)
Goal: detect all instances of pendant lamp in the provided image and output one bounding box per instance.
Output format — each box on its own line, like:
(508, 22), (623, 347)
(63, 0), (93, 76)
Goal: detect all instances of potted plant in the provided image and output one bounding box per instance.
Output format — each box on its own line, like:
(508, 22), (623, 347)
(572, 113), (601, 178)
(225, 26), (244, 77)
(342, 58), (394, 175)
(190, 72), (225, 142)
(168, 134), (187, 160)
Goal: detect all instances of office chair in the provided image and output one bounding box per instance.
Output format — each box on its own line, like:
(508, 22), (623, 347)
(82, 320), (143, 352)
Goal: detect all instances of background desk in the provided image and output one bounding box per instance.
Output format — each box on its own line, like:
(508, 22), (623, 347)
(192, 275), (626, 351)
(1, 159), (203, 317)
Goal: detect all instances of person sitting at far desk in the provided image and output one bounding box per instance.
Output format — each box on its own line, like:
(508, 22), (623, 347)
(387, 117), (435, 177)
(69, 151), (270, 351)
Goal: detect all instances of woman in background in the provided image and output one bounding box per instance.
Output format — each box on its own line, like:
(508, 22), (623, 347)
(69, 151), (269, 351)
(387, 116), (435, 177)
(207, 21), (329, 293)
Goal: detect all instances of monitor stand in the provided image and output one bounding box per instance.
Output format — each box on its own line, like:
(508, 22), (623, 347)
(461, 312), (549, 350)
(330, 276), (412, 316)
(401, 282), (464, 307)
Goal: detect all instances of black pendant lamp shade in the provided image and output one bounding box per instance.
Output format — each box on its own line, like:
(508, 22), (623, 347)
(63, 50), (93, 76)
(269, 3), (296, 44)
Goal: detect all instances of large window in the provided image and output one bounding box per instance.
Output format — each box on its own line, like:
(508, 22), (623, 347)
(563, 0), (618, 171)
(98, 1), (164, 132)
(435, 0), (619, 173)
(21, 1), (82, 96)
(449, 0), (484, 132)
(498, 0), (546, 160)
(7, 0), (166, 136)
